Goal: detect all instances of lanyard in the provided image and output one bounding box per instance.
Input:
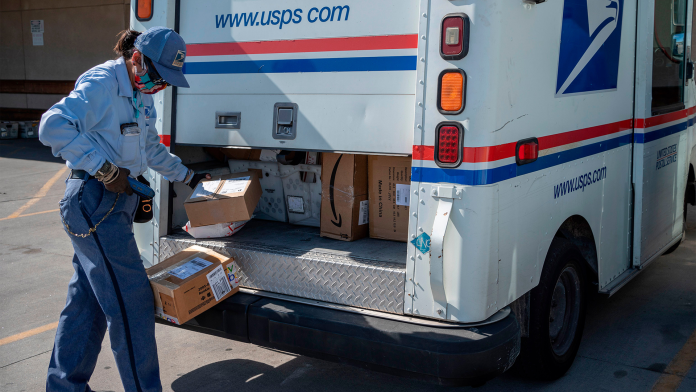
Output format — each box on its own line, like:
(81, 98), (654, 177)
(132, 90), (143, 120)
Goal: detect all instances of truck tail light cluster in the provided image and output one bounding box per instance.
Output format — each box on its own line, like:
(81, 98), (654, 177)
(431, 14), (470, 168)
(516, 138), (539, 165)
(435, 123), (463, 167)
(440, 14), (470, 60)
(438, 70), (466, 114)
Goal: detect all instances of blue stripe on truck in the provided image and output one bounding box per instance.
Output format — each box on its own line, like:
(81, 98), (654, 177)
(634, 121), (688, 144)
(183, 56), (418, 74)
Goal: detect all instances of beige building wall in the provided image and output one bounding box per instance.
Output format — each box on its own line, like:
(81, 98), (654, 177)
(0, 0), (130, 118)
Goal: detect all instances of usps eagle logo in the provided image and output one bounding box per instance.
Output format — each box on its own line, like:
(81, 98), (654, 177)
(173, 50), (185, 68)
(556, 0), (624, 96)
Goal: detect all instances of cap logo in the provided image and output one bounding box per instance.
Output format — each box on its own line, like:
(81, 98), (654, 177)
(173, 50), (185, 68)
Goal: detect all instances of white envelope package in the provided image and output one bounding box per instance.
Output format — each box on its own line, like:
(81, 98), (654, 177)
(183, 220), (249, 239)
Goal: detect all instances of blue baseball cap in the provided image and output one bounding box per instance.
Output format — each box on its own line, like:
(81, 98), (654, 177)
(134, 27), (190, 88)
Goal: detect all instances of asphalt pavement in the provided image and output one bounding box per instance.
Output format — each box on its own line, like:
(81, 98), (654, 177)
(0, 138), (694, 392)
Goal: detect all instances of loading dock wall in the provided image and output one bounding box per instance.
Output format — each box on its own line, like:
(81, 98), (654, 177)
(0, 0), (130, 120)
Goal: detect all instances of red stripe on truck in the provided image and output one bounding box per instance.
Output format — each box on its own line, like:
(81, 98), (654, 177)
(414, 118), (633, 163)
(187, 34), (419, 56)
(159, 134), (170, 147)
(635, 106), (696, 129)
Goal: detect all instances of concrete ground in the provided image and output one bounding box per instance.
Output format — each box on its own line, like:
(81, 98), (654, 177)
(0, 138), (694, 392)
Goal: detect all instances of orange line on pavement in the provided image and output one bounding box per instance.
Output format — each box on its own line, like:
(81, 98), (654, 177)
(0, 209), (59, 221)
(5, 147), (26, 157)
(0, 322), (59, 347)
(4, 166), (67, 219)
(650, 327), (696, 392)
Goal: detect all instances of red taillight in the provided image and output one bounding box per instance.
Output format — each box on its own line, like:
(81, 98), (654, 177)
(436, 124), (462, 166)
(516, 138), (539, 165)
(440, 14), (470, 60)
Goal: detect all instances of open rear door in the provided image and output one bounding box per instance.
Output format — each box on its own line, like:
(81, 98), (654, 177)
(175, 0), (420, 155)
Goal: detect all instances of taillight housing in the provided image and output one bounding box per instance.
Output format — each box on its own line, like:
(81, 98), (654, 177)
(136, 0), (153, 21)
(516, 138), (539, 165)
(440, 14), (470, 60)
(435, 123), (464, 168)
(438, 69), (466, 114)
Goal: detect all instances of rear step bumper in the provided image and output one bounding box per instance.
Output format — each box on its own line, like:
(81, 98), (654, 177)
(160, 293), (521, 386)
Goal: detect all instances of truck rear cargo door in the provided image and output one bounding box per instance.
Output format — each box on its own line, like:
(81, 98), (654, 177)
(176, 0), (419, 154)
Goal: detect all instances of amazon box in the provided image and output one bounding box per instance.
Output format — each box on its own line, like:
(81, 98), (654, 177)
(184, 171), (262, 227)
(147, 245), (240, 325)
(320, 153), (369, 241)
(368, 156), (411, 242)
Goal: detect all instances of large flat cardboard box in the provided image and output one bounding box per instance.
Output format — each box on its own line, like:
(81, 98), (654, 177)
(368, 156), (412, 242)
(184, 171), (262, 227)
(147, 245), (240, 325)
(320, 153), (369, 241)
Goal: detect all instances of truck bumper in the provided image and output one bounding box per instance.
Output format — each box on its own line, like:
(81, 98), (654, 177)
(160, 293), (521, 386)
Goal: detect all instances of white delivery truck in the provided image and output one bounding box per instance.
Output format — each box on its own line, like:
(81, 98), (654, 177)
(131, 0), (696, 385)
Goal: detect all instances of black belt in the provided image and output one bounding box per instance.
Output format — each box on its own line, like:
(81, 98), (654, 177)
(70, 169), (95, 181)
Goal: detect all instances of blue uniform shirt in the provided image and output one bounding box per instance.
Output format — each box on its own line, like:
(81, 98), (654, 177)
(39, 57), (189, 181)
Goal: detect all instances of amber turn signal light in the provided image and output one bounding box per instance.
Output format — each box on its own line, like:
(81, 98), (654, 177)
(137, 0), (153, 21)
(437, 70), (466, 115)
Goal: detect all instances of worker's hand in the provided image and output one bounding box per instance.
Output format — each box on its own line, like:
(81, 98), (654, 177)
(188, 173), (212, 189)
(105, 167), (134, 196)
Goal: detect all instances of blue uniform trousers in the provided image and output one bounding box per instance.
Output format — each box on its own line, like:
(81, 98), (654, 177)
(46, 178), (161, 392)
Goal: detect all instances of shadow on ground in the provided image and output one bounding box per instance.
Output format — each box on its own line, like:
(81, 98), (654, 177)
(169, 352), (582, 392)
(0, 139), (63, 163)
(171, 356), (437, 392)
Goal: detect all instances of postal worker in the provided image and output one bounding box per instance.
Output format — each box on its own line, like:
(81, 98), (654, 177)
(39, 27), (209, 392)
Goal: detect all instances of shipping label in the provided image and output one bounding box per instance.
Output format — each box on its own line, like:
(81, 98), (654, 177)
(207, 265), (232, 301)
(359, 200), (369, 225)
(395, 184), (410, 206)
(168, 257), (213, 280)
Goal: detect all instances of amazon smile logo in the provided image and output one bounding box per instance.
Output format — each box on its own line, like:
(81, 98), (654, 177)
(329, 154), (343, 227)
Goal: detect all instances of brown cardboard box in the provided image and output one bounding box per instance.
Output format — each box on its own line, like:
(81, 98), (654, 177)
(368, 156), (412, 242)
(147, 245), (240, 325)
(184, 171), (262, 227)
(320, 153), (369, 241)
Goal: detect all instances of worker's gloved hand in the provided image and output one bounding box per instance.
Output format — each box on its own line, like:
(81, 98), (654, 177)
(188, 173), (212, 189)
(105, 167), (134, 196)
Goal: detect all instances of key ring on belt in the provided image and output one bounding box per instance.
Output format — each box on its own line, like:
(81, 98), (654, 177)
(61, 194), (120, 238)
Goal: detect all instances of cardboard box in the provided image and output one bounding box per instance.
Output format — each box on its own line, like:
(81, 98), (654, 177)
(147, 245), (240, 325)
(320, 153), (369, 241)
(184, 171), (262, 227)
(368, 156), (412, 242)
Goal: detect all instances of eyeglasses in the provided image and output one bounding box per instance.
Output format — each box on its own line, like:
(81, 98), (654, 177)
(143, 56), (171, 87)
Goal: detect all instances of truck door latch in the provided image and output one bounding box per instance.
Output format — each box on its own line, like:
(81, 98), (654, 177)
(272, 102), (298, 140)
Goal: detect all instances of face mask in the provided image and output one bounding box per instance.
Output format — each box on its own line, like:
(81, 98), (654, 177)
(134, 55), (169, 95)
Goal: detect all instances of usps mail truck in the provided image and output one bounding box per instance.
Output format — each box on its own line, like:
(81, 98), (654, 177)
(131, 0), (696, 385)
